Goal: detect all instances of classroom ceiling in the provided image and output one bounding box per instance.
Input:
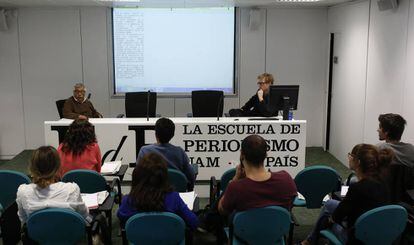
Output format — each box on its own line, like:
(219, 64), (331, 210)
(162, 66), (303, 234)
(0, 0), (353, 8)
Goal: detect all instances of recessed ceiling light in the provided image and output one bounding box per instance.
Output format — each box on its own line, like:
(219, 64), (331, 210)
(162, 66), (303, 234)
(276, 0), (320, 2)
(98, 0), (141, 2)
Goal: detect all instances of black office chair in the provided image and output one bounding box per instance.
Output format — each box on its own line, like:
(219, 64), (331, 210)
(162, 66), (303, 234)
(190, 90), (224, 117)
(55, 99), (66, 119)
(125, 92), (157, 118)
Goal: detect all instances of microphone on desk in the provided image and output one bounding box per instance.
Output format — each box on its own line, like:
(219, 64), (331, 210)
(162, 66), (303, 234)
(217, 93), (224, 121)
(146, 90), (150, 122)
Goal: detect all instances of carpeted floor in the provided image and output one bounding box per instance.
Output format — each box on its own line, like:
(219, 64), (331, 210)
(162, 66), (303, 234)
(0, 147), (351, 244)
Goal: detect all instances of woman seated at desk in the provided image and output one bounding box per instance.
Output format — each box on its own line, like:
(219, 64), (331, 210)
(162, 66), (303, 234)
(229, 73), (277, 117)
(58, 119), (101, 177)
(117, 153), (198, 229)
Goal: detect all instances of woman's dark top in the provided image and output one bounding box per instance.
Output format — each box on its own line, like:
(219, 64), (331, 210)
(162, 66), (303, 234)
(240, 92), (277, 117)
(332, 178), (390, 244)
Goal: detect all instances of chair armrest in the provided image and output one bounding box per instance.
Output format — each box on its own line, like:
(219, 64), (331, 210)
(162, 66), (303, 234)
(116, 114), (124, 118)
(187, 112), (193, 117)
(191, 164), (198, 176)
(210, 176), (218, 206)
(110, 178), (122, 204)
(320, 229), (343, 245)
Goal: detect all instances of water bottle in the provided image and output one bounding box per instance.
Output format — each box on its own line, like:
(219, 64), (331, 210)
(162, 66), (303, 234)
(288, 109), (293, 120)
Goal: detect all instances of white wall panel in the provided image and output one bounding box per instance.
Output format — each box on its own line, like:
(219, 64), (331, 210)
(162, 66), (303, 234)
(0, 10), (26, 158)
(19, 8), (83, 148)
(327, 1), (369, 165)
(80, 7), (110, 117)
(363, 0), (409, 143)
(266, 8), (328, 146)
(402, 0), (414, 143)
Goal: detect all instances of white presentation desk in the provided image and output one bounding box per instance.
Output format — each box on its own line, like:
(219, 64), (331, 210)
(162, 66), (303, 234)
(45, 117), (306, 181)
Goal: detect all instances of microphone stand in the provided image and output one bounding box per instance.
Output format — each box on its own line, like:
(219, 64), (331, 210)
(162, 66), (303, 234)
(146, 90), (150, 122)
(217, 93), (224, 121)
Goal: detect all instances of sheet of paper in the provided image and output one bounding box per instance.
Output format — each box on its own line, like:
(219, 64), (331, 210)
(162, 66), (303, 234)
(101, 160), (122, 174)
(179, 191), (196, 210)
(81, 193), (99, 209)
(341, 186), (349, 197)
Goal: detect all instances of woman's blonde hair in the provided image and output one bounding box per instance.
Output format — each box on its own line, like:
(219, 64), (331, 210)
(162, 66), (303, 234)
(30, 146), (61, 189)
(257, 73), (274, 85)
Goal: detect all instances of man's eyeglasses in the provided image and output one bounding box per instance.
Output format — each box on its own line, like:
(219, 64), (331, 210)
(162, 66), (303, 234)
(257, 81), (268, 85)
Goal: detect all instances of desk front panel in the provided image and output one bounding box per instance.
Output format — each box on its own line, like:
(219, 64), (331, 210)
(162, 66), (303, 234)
(45, 118), (306, 180)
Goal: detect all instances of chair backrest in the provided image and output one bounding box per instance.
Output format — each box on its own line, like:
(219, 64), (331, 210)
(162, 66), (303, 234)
(354, 204), (407, 245)
(191, 90), (224, 117)
(168, 169), (188, 192)
(27, 208), (86, 245)
(294, 165), (340, 208)
(233, 206), (291, 245)
(0, 170), (31, 210)
(220, 168), (236, 192)
(62, 169), (107, 193)
(125, 212), (185, 245)
(125, 92), (157, 118)
(55, 99), (66, 119)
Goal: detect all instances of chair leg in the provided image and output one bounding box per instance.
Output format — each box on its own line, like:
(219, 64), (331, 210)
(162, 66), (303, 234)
(288, 221), (294, 245)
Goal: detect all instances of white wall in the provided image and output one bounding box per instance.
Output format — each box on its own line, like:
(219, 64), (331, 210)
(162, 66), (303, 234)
(328, 0), (414, 165)
(328, 1), (370, 164)
(0, 7), (328, 158)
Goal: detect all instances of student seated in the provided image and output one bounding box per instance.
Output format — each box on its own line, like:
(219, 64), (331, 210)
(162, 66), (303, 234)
(117, 153), (198, 230)
(218, 135), (297, 215)
(137, 117), (195, 190)
(16, 146), (89, 224)
(58, 119), (101, 177)
(300, 144), (393, 245)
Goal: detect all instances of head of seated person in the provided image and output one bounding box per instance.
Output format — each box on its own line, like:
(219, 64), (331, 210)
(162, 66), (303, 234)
(155, 117), (175, 144)
(377, 113), (406, 143)
(240, 134), (268, 170)
(348, 143), (394, 182)
(31, 146), (61, 189)
(58, 119), (101, 176)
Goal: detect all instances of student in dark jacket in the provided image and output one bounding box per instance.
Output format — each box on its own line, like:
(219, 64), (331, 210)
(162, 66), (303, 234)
(229, 73), (277, 117)
(301, 144), (394, 245)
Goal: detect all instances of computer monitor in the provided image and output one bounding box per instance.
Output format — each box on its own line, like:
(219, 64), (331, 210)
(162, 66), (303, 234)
(269, 85), (299, 120)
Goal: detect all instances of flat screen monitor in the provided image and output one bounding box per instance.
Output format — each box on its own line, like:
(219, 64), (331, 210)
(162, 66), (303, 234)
(269, 85), (299, 111)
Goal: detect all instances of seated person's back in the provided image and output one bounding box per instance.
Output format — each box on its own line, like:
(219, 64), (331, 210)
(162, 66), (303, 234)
(219, 135), (297, 215)
(57, 119), (101, 177)
(16, 146), (89, 224)
(137, 117), (195, 190)
(117, 153), (198, 229)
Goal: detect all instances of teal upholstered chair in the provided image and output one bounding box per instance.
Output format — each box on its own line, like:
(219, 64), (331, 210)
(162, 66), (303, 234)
(125, 212), (186, 245)
(0, 170), (31, 211)
(227, 206), (291, 245)
(320, 204), (408, 245)
(293, 165), (340, 208)
(62, 169), (121, 241)
(209, 168), (236, 205)
(168, 168), (189, 192)
(289, 166), (340, 245)
(0, 170), (31, 244)
(27, 208), (89, 245)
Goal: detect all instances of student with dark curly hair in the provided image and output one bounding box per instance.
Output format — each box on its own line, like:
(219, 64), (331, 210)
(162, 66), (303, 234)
(117, 153), (198, 230)
(57, 119), (101, 176)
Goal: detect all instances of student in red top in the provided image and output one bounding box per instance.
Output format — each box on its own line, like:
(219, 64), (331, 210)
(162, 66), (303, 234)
(218, 135), (297, 215)
(58, 119), (101, 177)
